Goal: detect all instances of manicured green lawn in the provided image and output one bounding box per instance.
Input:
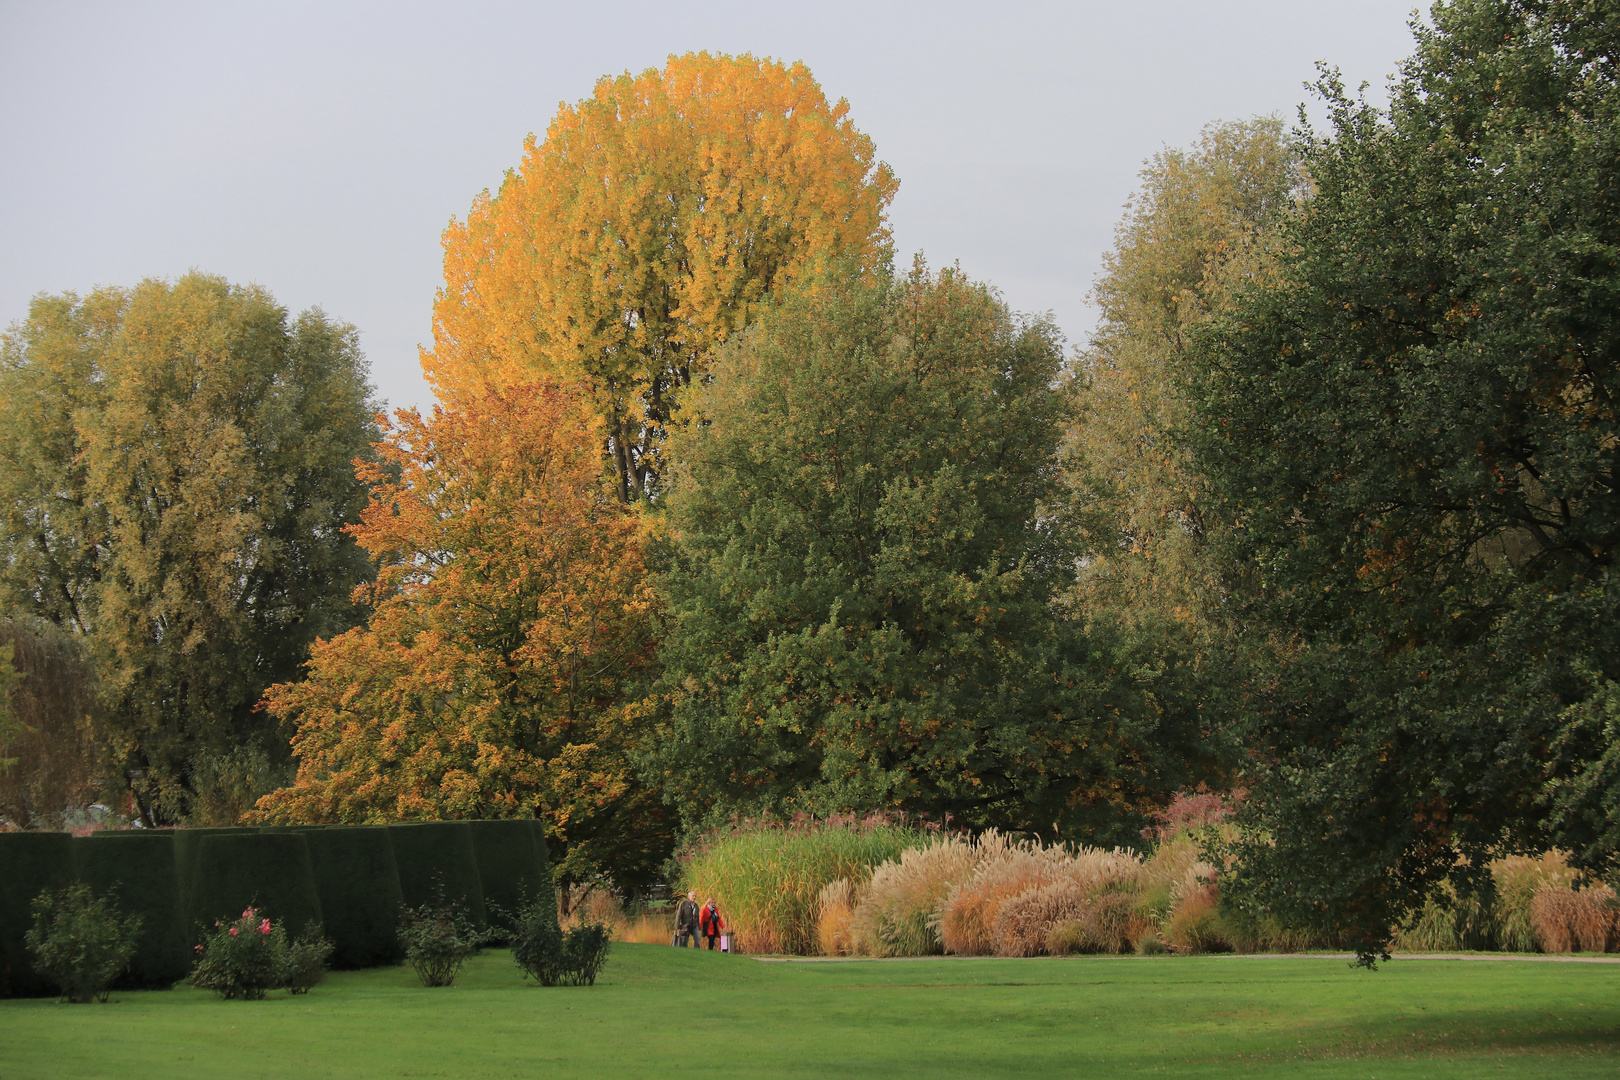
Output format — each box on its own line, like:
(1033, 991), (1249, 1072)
(2, 946), (1616, 1078)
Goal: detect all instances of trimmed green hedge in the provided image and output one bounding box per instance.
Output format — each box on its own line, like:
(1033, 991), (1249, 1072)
(172, 827), (259, 933)
(469, 819), (550, 937)
(388, 822), (486, 928)
(72, 832), (189, 988)
(0, 832), (74, 998)
(282, 826), (405, 969)
(182, 833), (324, 941)
(1, 818), (548, 996)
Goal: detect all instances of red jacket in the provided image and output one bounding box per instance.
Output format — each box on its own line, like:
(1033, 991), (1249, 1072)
(699, 904), (724, 936)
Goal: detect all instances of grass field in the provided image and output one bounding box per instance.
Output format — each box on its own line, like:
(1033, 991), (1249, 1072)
(2, 946), (1617, 1079)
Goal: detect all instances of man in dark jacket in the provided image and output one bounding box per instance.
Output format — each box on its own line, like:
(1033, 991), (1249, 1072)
(675, 891), (700, 947)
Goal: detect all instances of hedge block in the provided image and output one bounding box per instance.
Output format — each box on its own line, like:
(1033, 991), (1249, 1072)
(277, 826), (405, 968)
(72, 832), (189, 988)
(182, 832), (324, 942)
(387, 822), (486, 927)
(0, 832), (75, 998)
(469, 819), (557, 941)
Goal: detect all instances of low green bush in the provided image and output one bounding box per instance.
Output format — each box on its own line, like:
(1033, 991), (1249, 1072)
(283, 932), (334, 995)
(188, 904), (330, 1000)
(509, 894), (612, 987)
(24, 882), (142, 1003)
(398, 891), (482, 988)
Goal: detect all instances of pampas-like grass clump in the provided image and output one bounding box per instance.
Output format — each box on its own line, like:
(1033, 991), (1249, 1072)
(849, 835), (985, 957)
(1492, 853), (1577, 952)
(1531, 882), (1616, 954)
(1161, 862), (1233, 954)
(939, 840), (1074, 956)
(990, 849), (1145, 956)
(816, 878), (859, 956)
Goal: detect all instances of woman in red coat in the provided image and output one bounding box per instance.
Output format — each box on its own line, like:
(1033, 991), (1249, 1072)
(698, 897), (725, 950)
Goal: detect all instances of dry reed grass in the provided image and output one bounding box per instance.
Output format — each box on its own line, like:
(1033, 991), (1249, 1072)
(816, 879), (859, 956)
(1530, 883), (1616, 953)
(1492, 852), (1578, 952)
(680, 819), (926, 955)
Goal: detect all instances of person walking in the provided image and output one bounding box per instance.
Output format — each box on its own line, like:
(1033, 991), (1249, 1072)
(699, 897), (725, 950)
(674, 890), (701, 947)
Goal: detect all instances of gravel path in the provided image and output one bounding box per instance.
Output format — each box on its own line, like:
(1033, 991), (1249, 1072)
(752, 950), (1620, 964)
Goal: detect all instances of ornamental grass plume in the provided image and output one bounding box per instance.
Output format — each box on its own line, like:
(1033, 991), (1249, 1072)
(938, 836), (1073, 956)
(1530, 883), (1617, 954)
(816, 879), (859, 956)
(1161, 861), (1231, 954)
(850, 835), (984, 957)
(1491, 853), (1577, 952)
(991, 848), (1144, 957)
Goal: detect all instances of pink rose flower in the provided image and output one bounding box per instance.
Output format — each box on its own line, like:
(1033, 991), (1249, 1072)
(229, 927), (239, 937)
(259, 919), (272, 936)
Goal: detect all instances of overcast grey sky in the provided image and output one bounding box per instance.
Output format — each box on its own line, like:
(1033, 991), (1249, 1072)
(1, 1), (1423, 412)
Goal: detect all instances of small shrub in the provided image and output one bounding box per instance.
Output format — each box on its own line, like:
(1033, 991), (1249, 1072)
(558, 922), (612, 986)
(189, 906), (322, 1000)
(283, 931), (334, 994)
(1135, 930), (1170, 955)
(511, 896), (612, 986)
(398, 895), (481, 988)
(24, 882), (142, 1003)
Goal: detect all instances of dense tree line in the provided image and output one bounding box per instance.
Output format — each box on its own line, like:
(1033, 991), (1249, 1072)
(5, 10), (1617, 956)
(1183, 0), (1620, 956)
(0, 273), (378, 825)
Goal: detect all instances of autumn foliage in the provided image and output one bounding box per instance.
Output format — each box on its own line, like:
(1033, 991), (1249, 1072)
(425, 51), (897, 501)
(254, 383), (665, 884)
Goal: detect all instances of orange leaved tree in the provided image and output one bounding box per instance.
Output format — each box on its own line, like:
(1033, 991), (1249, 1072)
(253, 383), (669, 889)
(426, 51), (898, 502)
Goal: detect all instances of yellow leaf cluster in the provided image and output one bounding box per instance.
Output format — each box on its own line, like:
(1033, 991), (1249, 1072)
(425, 52), (897, 501)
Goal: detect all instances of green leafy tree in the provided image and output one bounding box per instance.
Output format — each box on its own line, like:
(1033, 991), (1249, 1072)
(0, 273), (379, 824)
(1063, 116), (1300, 633)
(649, 262), (1212, 841)
(1187, 0), (1620, 956)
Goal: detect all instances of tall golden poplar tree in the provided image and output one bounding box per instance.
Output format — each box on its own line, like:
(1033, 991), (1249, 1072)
(425, 52), (897, 502)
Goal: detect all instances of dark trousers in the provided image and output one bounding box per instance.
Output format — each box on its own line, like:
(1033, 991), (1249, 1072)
(705, 933), (720, 950)
(677, 930), (698, 947)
